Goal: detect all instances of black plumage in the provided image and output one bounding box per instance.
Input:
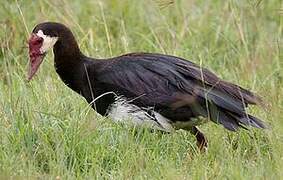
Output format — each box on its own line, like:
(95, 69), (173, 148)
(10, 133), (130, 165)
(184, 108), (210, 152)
(28, 22), (266, 151)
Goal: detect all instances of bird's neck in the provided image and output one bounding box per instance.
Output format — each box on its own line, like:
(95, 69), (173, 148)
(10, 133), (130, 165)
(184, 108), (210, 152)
(53, 35), (81, 65)
(53, 38), (85, 94)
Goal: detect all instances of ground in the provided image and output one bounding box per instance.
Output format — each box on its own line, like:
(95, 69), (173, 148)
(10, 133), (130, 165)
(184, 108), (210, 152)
(0, 0), (282, 179)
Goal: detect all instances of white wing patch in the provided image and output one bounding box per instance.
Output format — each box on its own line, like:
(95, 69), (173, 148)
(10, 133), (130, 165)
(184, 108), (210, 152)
(36, 30), (58, 54)
(107, 96), (174, 132)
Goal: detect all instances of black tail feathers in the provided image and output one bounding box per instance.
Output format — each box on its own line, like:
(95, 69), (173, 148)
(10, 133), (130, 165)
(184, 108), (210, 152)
(213, 110), (266, 131)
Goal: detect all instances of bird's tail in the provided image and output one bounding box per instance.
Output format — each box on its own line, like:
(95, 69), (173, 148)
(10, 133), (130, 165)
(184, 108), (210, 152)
(210, 109), (266, 131)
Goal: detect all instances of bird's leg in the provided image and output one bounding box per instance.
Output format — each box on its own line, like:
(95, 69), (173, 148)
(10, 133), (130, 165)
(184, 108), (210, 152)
(189, 126), (208, 152)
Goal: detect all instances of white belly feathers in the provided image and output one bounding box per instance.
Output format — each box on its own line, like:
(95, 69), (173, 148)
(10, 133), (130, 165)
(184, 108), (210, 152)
(106, 96), (204, 132)
(107, 96), (175, 132)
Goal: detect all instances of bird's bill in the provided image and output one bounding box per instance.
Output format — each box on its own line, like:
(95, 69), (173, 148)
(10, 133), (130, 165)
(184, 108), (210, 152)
(27, 34), (45, 81)
(27, 53), (46, 81)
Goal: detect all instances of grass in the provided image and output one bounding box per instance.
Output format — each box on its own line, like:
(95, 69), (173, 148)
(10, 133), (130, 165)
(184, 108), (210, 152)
(0, 0), (282, 179)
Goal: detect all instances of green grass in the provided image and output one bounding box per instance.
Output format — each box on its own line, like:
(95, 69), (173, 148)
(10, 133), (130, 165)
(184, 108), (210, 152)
(0, 0), (282, 179)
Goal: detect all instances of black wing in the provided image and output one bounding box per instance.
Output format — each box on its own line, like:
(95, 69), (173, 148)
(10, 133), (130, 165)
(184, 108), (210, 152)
(93, 53), (265, 131)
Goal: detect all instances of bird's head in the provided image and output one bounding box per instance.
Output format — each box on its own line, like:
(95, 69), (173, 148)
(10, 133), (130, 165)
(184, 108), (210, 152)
(28, 22), (59, 81)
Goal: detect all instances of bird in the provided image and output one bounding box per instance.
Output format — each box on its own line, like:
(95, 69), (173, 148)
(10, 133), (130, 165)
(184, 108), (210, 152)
(28, 22), (266, 151)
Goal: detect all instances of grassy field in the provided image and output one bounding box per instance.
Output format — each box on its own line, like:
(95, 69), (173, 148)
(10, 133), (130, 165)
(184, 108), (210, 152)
(0, 0), (282, 179)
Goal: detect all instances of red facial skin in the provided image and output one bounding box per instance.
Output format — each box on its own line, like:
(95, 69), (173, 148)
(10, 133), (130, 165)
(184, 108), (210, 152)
(28, 34), (45, 81)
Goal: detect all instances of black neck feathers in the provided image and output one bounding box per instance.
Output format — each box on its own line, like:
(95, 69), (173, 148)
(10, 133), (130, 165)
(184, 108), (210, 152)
(42, 23), (85, 93)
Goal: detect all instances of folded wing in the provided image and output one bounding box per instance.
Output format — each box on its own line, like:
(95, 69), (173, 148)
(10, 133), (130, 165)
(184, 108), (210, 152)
(95, 53), (266, 131)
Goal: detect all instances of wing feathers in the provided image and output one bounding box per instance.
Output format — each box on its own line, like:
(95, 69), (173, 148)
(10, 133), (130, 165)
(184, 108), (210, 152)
(95, 53), (265, 130)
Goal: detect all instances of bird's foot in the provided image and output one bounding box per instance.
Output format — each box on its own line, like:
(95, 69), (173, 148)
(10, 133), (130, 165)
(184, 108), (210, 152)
(190, 126), (208, 153)
(196, 131), (208, 152)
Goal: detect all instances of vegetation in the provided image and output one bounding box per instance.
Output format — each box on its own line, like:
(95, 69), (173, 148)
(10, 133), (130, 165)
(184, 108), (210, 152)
(0, 0), (282, 179)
